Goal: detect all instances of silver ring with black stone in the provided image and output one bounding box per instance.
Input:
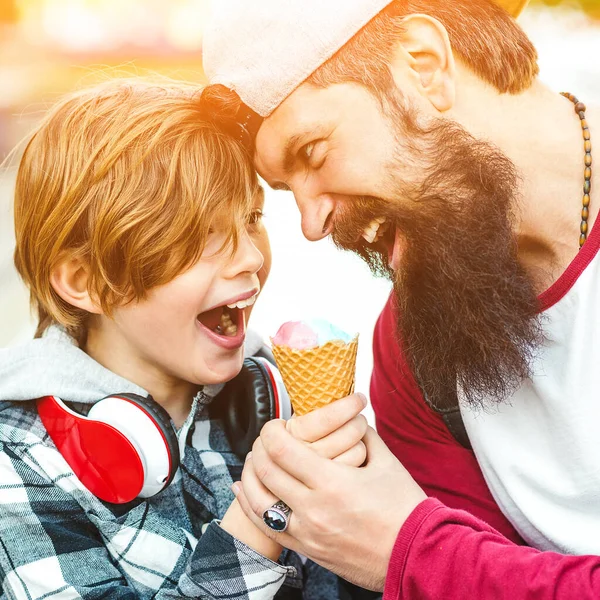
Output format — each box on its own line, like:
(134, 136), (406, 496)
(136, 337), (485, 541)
(263, 500), (292, 533)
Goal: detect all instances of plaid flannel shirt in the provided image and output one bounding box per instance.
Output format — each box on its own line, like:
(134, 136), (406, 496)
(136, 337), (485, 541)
(0, 394), (340, 599)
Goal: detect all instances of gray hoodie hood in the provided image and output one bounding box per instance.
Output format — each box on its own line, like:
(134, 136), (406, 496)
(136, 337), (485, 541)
(0, 325), (147, 404)
(0, 325), (266, 404)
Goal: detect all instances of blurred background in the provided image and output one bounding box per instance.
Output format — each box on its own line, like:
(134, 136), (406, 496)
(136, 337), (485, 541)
(1, 0), (599, 421)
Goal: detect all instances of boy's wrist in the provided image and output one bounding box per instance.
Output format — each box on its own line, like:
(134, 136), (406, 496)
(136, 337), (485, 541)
(220, 498), (283, 561)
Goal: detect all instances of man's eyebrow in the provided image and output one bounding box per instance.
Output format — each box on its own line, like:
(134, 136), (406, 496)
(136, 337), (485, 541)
(281, 133), (305, 175)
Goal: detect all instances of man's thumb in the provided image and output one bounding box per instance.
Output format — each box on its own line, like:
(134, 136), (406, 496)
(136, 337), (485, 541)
(362, 426), (394, 465)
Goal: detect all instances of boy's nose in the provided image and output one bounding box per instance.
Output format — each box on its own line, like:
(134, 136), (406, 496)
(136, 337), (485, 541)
(230, 229), (264, 276)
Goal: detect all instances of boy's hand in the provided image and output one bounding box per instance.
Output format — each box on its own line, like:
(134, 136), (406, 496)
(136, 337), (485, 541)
(220, 393), (367, 560)
(285, 393), (368, 467)
(220, 498), (282, 561)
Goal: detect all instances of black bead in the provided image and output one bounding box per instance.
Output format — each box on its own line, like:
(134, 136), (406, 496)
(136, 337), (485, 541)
(263, 509), (287, 531)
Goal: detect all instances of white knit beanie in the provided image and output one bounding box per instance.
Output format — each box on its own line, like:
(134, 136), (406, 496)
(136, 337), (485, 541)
(203, 0), (394, 118)
(202, 0), (529, 119)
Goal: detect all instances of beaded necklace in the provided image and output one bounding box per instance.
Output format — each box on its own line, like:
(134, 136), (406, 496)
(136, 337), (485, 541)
(561, 92), (593, 248)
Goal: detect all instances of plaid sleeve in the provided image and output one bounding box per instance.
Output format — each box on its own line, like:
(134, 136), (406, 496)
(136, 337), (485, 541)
(0, 441), (294, 600)
(177, 522), (293, 599)
(0, 444), (139, 599)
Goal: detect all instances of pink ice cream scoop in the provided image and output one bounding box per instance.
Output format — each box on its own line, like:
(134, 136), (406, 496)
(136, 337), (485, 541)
(272, 319), (354, 350)
(272, 321), (319, 350)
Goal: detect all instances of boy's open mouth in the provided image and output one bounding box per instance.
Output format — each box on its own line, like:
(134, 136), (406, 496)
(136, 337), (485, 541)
(197, 305), (241, 337)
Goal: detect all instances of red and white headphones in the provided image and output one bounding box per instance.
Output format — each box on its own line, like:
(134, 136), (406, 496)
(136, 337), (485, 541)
(37, 357), (290, 504)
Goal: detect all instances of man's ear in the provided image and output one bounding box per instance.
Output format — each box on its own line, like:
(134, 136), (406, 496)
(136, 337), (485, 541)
(50, 254), (103, 315)
(389, 14), (456, 113)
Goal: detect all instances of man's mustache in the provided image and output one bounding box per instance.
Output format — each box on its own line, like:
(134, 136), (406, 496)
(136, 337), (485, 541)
(331, 196), (389, 248)
(330, 196), (397, 281)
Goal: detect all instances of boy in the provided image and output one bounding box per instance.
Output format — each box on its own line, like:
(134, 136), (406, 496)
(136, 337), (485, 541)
(0, 79), (367, 599)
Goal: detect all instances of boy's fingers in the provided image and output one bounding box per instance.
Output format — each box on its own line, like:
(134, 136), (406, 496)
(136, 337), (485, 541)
(286, 393), (367, 443)
(309, 414), (368, 459)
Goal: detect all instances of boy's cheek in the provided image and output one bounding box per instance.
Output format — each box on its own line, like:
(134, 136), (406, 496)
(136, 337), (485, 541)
(254, 230), (272, 284)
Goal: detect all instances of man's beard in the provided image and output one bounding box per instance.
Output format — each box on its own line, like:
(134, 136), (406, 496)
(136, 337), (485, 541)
(332, 103), (542, 411)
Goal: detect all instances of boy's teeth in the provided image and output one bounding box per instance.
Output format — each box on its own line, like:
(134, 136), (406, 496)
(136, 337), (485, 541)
(215, 310), (238, 336)
(227, 294), (257, 310)
(362, 217), (387, 244)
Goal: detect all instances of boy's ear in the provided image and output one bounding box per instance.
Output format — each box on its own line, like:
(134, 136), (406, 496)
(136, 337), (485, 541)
(50, 255), (103, 315)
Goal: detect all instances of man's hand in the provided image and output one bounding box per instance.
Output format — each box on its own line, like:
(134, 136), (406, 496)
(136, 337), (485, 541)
(232, 422), (427, 591)
(286, 393), (368, 467)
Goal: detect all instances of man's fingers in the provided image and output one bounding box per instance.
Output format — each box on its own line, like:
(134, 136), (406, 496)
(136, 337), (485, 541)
(309, 414), (368, 459)
(332, 441), (367, 467)
(241, 452), (280, 514)
(250, 432), (310, 500)
(362, 426), (396, 467)
(233, 482), (301, 553)
(286, 393), (367, 443)
(257, 419), (333, 489)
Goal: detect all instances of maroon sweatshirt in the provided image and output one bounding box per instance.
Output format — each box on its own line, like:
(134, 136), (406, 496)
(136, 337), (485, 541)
(371, 296), (600, 599)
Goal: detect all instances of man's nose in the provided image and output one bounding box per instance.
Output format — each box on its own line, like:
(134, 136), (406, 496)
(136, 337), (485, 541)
(295, 193), (336, 241)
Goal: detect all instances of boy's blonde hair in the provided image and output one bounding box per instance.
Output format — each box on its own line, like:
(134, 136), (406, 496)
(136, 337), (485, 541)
(13, 79), (260, 338)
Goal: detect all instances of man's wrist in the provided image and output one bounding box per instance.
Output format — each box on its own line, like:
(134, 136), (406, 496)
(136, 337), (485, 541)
(383, 498), (443, 598)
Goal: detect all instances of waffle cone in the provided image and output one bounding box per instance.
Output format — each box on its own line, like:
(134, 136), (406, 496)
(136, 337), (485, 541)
(271, 336), (358, 416)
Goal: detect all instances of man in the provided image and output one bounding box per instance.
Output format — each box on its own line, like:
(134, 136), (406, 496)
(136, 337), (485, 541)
(201, 0), (600, 597)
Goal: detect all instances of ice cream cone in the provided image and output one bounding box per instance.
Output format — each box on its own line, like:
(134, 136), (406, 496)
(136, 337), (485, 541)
(271, 336), (359, 416)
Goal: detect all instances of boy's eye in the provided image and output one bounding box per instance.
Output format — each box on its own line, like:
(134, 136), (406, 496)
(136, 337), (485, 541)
(247, 209), (264, 225)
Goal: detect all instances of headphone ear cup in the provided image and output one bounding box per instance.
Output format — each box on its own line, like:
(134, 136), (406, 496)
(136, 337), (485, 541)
(216, 357), (279, 459)
(255, 357), (292, 421)
(38, 395), (146, 505)
(114, 394), (181, 488)
(88, 394), (180, 498)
